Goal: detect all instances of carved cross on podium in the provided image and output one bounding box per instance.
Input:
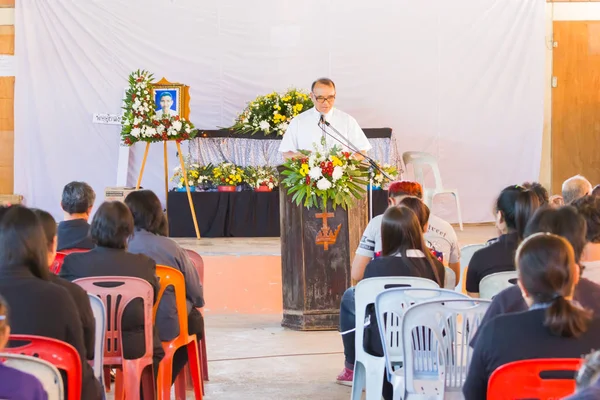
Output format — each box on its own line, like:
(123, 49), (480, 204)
(315, 211), (342, 251)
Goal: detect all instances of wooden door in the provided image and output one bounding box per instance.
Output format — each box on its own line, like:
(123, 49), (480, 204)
(551, 21), (600, 193)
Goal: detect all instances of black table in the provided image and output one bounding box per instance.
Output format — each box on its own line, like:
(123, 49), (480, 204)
(167, 190), (389, 238)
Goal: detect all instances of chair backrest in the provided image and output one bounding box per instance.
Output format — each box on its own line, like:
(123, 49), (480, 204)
(6, 334), (81, 400)
(444, 267), (456, 289)
(487, 358), (582, 400)
(375, 288), (469, 382)
(355, 277), (439, 361)
(154, 265), (189, 335)
(402, 299), (491, 397)
(185, 248), (204, 286)
(479, 271), (518, 299)
(0, 353), (64, 400)
(457, 244), (485, 292)
(87, 294), (106, 380)
(50, 248), (90, 274)
(402, 151), (444, 192)
(74, 276), (154, 365)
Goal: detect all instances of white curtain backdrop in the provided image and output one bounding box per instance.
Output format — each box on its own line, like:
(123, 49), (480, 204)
(14, 0), (545, 223)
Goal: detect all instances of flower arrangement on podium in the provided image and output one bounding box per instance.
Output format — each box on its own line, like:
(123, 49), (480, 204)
(281, 145), (369, 211)
(371, 163), (399, 190)
(245, 166), (278, 192)
(121, 70), (196, 146)
(212, 162), (245, 192)
(231, 88), (314, 136)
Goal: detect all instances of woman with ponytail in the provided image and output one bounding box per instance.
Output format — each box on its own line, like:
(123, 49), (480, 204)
(463, 233), (600, 399)
(466, 185), (540, 297)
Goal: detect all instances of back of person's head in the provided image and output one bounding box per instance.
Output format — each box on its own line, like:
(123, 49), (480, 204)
(576, 350), (600, 392)
(388, 181), (423, 201)
(90, 201), (133, 249)
(61, 181), (96, 216)
(572, 196), (600, 245)
(592, 185), (600, 198)
(381, 206), (441, 285)
(562, 175), (592, 205)
(0, 205), (49, 280)
(516, 233), (591, 338)
(495, 185), (540, 239)
(124, 190), (166, 236)
(522, 182), (549, 206)
(0, 294), (10, 350)
(524, 206), (587, 263)
(398, 196), (430, 232)
(31, 209), (57, 251)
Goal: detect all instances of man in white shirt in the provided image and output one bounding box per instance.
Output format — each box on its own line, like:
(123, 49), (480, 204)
(279, 78), (371, 158)
(155, 92), (178, 119)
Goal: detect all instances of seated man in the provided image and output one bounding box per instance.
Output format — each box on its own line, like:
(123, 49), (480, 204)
(562, 175), (592, 205)
(573, 195), (600, 284)
(57, 181), (96, 251)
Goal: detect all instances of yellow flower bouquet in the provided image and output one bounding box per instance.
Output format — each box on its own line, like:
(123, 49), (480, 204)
(231, 88), (314, 136)
(212, 162), (245, 192)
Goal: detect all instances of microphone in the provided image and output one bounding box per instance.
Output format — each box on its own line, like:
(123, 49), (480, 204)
(319, 113), (326, 125)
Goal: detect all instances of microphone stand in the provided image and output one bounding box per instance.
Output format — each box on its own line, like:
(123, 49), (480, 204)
(317, 118), (393, 221)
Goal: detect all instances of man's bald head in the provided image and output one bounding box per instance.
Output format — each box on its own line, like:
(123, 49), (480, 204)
(562, 175), (592, 204)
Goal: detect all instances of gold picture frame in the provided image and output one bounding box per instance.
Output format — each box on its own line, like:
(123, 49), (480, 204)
(151, 77), (191, 120)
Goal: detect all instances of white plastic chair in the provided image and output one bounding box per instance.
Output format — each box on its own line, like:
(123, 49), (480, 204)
(444, 267), (456, 290)
(88, 293), (106, 381)
(401, 299), (491, 399)
(457, 244), (486, 293)
(479, 271), (518, 300)
(374, 288), (469, 400)
(1, 352), (64, 400)
(402, 151), (463, 231)
(351, 277), (440, 400)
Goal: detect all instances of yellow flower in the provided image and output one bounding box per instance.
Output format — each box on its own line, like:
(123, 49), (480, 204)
(235, 174), (241, 181)
(299, 163), (309, 176)
(330, 156), (343, 167)
(295, 104), (303, 112)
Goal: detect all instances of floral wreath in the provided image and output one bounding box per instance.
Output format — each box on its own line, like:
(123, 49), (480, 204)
(121, 70), (196, 146)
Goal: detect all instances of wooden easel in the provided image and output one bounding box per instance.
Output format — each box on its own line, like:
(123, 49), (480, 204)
(136, 140), (201, 239)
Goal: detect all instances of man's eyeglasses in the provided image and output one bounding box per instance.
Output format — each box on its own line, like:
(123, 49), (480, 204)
(313, 94), (336, 104)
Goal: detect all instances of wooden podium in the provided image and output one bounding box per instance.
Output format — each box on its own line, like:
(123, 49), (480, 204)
(279, 178), (368, 331)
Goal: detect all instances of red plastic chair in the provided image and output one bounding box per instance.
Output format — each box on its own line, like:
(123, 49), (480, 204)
(50, 248), (90, 274)
(74, 276), (155, 400)
(185, 248), (209, 382)
(154, 265), (203, 400)
(487, 358), (583, 400)
(5, 334), (82, 400)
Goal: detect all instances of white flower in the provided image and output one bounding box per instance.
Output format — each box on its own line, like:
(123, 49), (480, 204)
(132, 100), (141, 110)
(316, 177), (332, 190)
(259, 121), (270, 131)
(157, 125), (165, 134)
(185, 126), (191, 133)
(131, 127), (141, 138)
(173, 120), (183, 131)
(133, 117), (142, 125)
(279, 122), (289, 131)
(308, 166), (322, 180)
(143, 102), (148, 107)
(146, 127), (157, 137)
(308, 154), (318, 168)
(332, 166), (343, 182)
(168, 128), (177, 136)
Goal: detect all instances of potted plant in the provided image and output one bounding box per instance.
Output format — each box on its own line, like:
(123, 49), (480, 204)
(369, 163), (399, 190)
(245, 166), (278, 192)
(212, 162), (244, 192)
(171, 156), (201, 192)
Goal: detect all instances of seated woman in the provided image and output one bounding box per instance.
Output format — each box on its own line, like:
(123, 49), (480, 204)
(572, 196), (600, 284)
(0, 206), (102, 400)
(463, 233), (600, 399)
(33, 209), (95, 361)
(337, 205), (444, 392)
(59, 201), (165, 377)
(124, 190), (204, 382)
(466, 185), (540, 297)
(0, 293), (48, 400)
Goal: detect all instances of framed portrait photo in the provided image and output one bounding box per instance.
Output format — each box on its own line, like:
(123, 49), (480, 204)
(151, 78), (191, 120)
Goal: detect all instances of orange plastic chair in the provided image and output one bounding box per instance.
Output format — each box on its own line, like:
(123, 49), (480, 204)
(75, 276), (155, 400)
(185, 248), (209, 382)
(487, 358), (583, 400)
(6, 334), (82, 400)
(154, 265), (203, 400)
(50, 248), (90, 274)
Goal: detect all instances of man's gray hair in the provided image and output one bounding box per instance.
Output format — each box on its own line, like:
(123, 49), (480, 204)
(562, 175), (592, 205)
(61, 181), (96, 214)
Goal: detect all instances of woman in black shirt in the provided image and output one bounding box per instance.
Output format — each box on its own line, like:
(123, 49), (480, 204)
(463, 233), (600, 399)
(466, 185), (540, 297)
